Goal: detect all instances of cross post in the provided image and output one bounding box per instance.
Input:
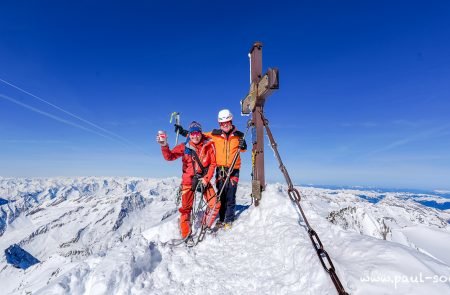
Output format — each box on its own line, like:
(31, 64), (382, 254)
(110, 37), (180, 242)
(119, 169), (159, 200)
(241, 42), (279, 205)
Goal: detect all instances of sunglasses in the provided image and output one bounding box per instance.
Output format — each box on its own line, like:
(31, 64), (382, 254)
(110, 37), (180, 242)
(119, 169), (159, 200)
(219, 121), (232, 127)
(190, 131), (202, 136)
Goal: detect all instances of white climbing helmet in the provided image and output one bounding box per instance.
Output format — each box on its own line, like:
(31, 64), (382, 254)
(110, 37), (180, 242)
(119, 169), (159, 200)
(218, 109), (233, 123)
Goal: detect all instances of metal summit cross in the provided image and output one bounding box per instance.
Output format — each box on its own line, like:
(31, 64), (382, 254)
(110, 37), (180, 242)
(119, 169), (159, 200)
(241, 42), (279, 205)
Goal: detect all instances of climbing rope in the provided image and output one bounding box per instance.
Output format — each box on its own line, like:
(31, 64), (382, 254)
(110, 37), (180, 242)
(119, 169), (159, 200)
(259, 111), (349, 295)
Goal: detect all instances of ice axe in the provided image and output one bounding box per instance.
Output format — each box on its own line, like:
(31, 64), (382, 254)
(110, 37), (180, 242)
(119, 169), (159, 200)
(170, 112), (181, 145)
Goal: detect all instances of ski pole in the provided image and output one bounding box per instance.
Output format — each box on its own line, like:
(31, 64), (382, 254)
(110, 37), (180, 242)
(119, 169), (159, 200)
(170, 112), (181, 145)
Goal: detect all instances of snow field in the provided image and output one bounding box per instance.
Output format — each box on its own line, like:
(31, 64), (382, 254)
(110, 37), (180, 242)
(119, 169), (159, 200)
(1, 178), (450, 294)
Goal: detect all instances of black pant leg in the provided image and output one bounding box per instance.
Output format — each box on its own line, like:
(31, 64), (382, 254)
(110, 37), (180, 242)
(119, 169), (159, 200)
(224, 181), (237, 223)
(216, 180), (226, 222)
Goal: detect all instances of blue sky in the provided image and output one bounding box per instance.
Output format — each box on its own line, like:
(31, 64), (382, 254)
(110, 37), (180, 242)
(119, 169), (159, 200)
(1, 1), (449, 190)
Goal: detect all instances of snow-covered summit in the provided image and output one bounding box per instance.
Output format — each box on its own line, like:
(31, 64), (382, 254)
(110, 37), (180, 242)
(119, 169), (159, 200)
(1, 177), (450, 294)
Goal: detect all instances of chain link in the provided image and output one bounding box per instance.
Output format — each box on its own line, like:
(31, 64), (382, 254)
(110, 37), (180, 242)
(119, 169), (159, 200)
(260, 111), (349, 295)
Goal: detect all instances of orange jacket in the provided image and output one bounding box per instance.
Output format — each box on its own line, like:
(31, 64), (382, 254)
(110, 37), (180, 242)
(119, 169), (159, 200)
(161, 137), (216, 185)
(204, 126), (246, 169)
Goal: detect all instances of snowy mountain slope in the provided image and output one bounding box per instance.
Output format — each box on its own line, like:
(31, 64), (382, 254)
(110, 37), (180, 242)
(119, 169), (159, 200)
(0, 177), (180, 294)
(315, 187), (450, 266)
(1, 177), (450, 294)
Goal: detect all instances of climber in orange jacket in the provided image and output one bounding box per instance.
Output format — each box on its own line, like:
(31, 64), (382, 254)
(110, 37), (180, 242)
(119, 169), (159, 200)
(157, 121), (220, 240)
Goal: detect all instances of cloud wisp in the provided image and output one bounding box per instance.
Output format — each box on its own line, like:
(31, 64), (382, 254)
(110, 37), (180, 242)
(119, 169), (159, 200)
(0, 78), (153, 156)
(0, 93), (117, 141)
(0, 78), (143, 150)
(366, 123), (450, 157)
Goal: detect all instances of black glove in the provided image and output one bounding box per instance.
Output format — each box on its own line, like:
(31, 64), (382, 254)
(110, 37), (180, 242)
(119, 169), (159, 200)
(196, 181), (205, 193)
(174, 124), (188, 137)
(238, 137), (247, 150)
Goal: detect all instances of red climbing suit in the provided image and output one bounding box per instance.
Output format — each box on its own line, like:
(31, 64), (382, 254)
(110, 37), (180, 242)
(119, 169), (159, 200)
(161, 137), (220, 238)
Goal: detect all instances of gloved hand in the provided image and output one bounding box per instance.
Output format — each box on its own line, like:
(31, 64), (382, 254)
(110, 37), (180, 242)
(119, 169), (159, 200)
(238, 137), (247, 150)
(195, 178), (207, 192)
(174, 124), (188, 137)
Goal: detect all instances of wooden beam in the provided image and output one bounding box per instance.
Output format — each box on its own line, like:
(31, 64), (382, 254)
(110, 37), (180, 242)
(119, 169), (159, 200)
(256, 68), (279, 106)
(250, 42), (263, 83)
(241, 68), (279, 114)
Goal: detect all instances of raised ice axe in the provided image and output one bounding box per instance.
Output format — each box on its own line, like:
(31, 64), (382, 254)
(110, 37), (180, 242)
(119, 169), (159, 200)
(170, 112), (181, 145)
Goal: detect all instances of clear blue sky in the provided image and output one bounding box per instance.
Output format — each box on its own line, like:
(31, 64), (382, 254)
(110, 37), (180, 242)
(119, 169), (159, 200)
(1, 1), (449, 190)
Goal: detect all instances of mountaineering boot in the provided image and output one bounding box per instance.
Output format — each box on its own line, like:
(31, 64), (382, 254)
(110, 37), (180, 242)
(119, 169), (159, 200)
(185, 236), (195, 247)
(214, 221), (224, 229)
(223, 222), (232, 230)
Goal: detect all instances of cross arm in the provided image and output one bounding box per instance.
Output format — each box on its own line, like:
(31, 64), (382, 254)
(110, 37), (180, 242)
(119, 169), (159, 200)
(241, 68), (279, 114)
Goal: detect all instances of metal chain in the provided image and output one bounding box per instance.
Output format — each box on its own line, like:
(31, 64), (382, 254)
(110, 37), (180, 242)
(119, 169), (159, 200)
(260, 111), (349, 295)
